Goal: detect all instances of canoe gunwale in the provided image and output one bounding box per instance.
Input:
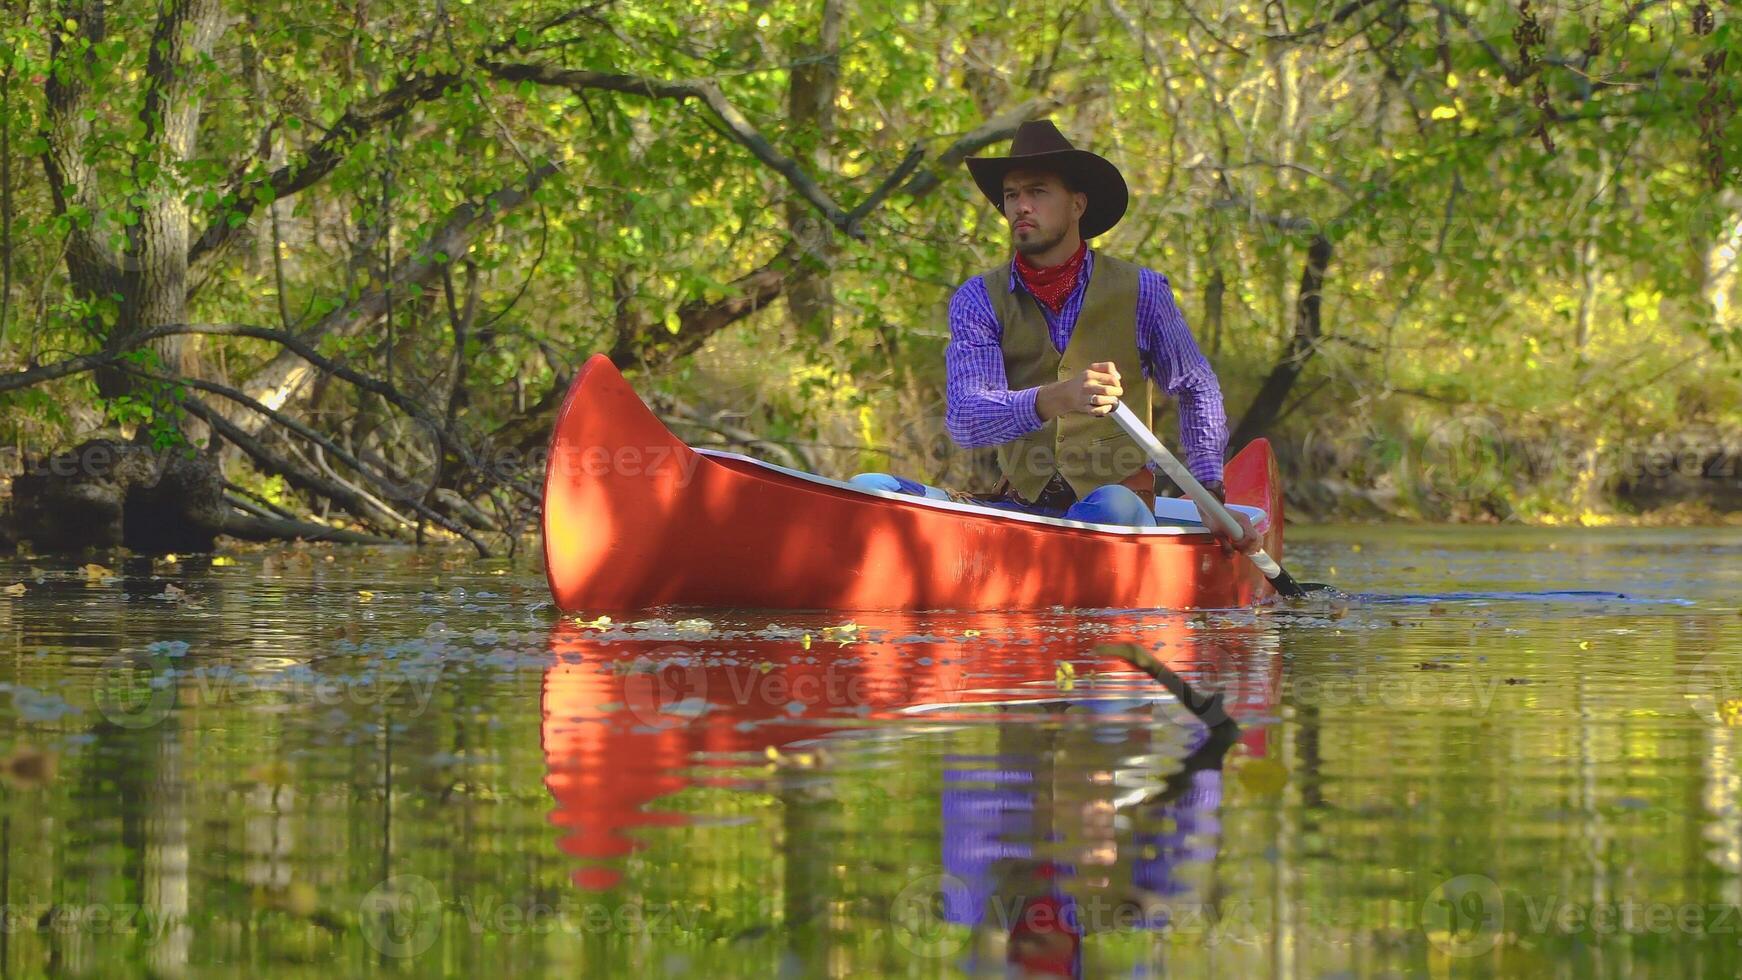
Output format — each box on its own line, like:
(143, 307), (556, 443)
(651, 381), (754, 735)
(694, 447), (1270, 539)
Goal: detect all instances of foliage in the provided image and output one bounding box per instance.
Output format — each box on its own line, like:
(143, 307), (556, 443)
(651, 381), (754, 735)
(0, 0), (1734, 527)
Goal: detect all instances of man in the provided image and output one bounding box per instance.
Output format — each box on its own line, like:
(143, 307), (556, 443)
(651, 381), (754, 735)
(850, 119), (1254, 552)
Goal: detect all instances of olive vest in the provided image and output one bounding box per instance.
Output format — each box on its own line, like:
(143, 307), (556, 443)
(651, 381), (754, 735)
(985, 252), (1154, 503)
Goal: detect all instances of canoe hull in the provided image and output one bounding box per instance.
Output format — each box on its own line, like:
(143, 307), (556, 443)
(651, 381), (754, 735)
(542, 354), (1285, 612)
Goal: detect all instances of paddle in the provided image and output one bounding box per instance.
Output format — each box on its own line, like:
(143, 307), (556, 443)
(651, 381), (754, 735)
(1109, 401), (1324, 599)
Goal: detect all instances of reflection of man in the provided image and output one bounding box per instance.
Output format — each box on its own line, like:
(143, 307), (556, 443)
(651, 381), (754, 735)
(849, 119), (1252, 548)
(939, 694), (1238, 976)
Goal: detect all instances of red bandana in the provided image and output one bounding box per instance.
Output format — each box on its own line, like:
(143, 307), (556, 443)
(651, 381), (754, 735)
(1013, 241), (1089, 314)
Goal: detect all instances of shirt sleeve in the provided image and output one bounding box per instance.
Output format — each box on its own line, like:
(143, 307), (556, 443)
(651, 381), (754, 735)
(1137, 268), (1228, 486)
(944, 276), (1047, 449)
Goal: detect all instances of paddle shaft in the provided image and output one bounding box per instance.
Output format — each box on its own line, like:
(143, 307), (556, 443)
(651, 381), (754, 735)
(1109, 401), (1310, 599)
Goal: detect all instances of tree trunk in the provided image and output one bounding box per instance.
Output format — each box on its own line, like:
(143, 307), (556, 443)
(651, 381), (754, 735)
(121, 0), (224, 378)
(43, 1), (125, 392)
(783, 0), (844, 340)
(1230, 233), (1333, 449)
(1204, 268), (1225, 357)
(44, 0), (224, 398)
(1701, 189), (1742, 336)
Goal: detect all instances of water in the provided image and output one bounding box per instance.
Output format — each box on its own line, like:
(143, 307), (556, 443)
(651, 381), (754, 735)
(0, 526), (1738, 977)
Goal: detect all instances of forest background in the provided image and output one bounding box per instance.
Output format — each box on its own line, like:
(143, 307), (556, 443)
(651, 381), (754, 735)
(1, 0), (1738, 554)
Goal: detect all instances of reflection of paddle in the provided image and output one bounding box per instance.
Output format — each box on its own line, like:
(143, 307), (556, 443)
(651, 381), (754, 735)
(1103, 642), (1243, 816)
(1110, 401), (1326, 598)
(1103, 642), (1236, 730)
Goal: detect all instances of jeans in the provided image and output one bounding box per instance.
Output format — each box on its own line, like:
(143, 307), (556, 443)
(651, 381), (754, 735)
(847, 473), (1158, 528)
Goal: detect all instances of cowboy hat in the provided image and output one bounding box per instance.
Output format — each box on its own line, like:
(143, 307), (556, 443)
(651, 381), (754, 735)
(965, 119), (1129, 240)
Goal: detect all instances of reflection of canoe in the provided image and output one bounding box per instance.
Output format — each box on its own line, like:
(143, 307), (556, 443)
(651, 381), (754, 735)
(541, 354), (1285, 612)
(539, 611), (1282, 889)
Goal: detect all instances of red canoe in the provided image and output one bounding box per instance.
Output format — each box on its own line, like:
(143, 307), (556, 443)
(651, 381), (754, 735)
(541, 354), (1285, 612)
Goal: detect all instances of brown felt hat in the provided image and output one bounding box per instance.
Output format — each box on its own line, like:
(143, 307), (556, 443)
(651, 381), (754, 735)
(965, 119), (1129, 240)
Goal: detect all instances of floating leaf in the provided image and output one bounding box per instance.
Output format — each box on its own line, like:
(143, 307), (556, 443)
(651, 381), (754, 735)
(1233, 756), (1287, 796)
(245, 760), (294, 786)
(0, 746), (56, 789)
(145, 640), (190, 658)
(2, 583), (24, 597)
(11, 688), (77, 723)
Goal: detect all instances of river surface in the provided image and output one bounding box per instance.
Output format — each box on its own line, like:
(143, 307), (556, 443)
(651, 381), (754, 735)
(0, 525), (1739, 977)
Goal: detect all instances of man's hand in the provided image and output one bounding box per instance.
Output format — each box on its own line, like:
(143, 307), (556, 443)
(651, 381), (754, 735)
(1210, 508), (1262, 557)
(1037, 361), (1123, 421)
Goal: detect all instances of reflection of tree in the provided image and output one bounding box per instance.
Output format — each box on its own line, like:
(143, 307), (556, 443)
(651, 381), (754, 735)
(146, 717), (190, 977)
(777, 767), (839, 961)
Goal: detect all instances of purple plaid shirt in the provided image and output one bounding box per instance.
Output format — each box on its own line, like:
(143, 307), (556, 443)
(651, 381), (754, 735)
(944, 250), (1229, 485)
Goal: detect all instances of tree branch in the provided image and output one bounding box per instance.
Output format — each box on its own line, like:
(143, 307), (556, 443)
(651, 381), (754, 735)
(187, 67), (464, 270)
(40, 1), (119, 292)
(897, 94), (1098, 199)
(181, 397), (411, 541)
(480, 59), (875, 239)
(114, 361), (493, 554)
(234, 161), (558, 424)
(1264, 0), (1400, 41)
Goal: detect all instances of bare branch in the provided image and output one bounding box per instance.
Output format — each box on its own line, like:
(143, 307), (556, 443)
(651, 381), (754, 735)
(181, 396), (411, 541)
(845, 146), (925, 230)
(188, 68), (464, 270)
(1264, 0), (1399, 41)
(480, 59), (867, 237)
(897, 94), (1099, 199)
(235, 161), (559, 422)
(113, 361), (493, 554)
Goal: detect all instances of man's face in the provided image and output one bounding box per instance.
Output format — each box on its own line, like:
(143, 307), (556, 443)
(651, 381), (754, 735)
(1002, 168), (1085, 256)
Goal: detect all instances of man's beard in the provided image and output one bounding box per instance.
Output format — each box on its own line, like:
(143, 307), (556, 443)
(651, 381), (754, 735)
(1013, 223), (1067, 256)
